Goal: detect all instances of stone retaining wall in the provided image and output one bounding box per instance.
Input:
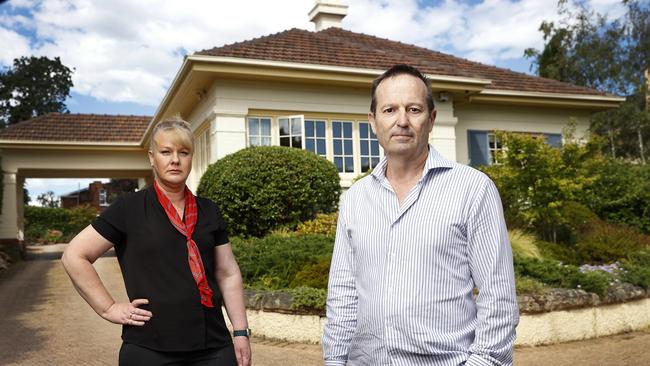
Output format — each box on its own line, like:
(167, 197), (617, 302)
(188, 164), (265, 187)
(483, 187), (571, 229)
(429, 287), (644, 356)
(226, 286), (650, 346)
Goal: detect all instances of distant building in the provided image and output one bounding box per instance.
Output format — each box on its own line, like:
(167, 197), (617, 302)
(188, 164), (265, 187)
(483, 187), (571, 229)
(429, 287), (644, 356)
(60, 180), (138, 212)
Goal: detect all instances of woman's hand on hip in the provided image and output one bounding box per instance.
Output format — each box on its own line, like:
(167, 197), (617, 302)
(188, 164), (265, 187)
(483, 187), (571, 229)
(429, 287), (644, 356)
(101, 299), (153, 326)
(233, 336), (251, 366)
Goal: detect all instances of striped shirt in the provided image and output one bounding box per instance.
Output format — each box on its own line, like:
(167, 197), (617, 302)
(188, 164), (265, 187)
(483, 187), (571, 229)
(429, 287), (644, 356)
(322, 146), (519, 366)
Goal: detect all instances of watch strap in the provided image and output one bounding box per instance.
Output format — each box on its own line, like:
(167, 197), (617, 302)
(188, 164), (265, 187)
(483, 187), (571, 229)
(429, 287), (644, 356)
(233, 328), (251, 337)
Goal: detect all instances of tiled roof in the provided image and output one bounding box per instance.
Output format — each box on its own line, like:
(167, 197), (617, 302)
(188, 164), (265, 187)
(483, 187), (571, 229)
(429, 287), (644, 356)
(197, 28), (603, 96)
(0, 113), (151, 143)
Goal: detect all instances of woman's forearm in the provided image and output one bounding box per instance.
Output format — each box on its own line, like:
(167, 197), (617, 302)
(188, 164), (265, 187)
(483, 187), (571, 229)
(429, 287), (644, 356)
(217, 271), (248, 330)
(62, 251), (116, 317)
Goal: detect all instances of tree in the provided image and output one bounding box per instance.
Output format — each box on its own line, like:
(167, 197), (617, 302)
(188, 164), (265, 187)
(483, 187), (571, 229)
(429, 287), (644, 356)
(525, 0), (650, 162)
(37, 191), (60, 208)
(0, 56), (73, 126)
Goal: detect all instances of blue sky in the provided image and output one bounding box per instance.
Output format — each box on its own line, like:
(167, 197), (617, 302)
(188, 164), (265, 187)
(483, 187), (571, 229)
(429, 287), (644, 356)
(0, 0), (626, 202)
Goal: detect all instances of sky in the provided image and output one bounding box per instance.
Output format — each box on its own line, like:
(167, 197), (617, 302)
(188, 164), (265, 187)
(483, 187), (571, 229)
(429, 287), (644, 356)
(0, 0), (627, 203)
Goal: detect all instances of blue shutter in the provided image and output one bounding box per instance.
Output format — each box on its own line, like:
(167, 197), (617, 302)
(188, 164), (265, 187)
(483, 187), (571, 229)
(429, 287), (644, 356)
(468, 130), (489, 167)
(545, 133), (562, 147)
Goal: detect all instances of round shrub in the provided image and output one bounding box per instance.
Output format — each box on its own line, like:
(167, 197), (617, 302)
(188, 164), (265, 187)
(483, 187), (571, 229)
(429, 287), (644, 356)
(198, 146), (340, 237)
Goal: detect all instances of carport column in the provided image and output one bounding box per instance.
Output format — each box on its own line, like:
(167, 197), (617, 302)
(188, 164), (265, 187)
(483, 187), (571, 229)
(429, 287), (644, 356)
(138, 176), (152, 190)
(0, 170), (24, 260)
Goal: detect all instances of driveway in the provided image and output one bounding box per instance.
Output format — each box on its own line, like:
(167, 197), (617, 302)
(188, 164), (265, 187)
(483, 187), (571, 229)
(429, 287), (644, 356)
(1, 244), (648, 365)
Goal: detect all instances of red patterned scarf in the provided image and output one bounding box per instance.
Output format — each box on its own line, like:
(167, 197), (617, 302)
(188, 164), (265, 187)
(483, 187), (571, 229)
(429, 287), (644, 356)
(154, 180), (214, 307)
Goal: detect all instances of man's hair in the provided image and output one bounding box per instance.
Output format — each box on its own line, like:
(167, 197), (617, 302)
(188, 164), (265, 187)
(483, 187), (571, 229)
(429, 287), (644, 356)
(370, 64), (435, 114)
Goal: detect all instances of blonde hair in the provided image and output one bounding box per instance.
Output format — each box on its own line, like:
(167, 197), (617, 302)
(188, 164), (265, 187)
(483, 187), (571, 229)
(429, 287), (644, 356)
(149, 117), (194, 152)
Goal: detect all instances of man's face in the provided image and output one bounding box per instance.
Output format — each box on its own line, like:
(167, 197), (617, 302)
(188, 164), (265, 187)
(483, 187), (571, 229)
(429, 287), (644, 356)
(368, 73), (435, 158)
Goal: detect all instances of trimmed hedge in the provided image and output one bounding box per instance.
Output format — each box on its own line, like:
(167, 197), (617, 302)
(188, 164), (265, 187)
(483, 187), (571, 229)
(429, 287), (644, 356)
(25, 205), (98, 243)
(198, 146), (340, 237)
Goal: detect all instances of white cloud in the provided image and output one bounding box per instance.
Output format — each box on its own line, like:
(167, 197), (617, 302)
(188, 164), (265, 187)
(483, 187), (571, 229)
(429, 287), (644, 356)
(0, 26), (31, 65)
(0, 0), (628, 106)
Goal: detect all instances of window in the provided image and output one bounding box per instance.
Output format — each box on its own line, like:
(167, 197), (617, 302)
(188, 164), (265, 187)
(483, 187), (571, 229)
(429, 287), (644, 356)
(468, 130), (562, 167)
(359, 122), (380, 172)
(304, 119), (327, 157)
(332, 120), (354, 173)
(279, 116), (303, 148)
(248, 117), (271, 146)
(488, 133), (504, 165)
(99, 189), (108, 206)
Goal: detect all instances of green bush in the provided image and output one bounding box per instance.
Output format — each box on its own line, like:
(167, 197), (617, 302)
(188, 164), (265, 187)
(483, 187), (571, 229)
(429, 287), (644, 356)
(575, 220), (650, 264)
(296, 213), (338, 237)
(514, 256), (612, 297)
(288, 286), (328, 312)
(583, 160), (650, 234)
(481, 131), (598, 243)
(25, 205), (98, 243)
(290, 256), (331, 289)
(515, 274), (547, 295)
(535, 240), (580, 264)
(231, 233), (334, 289)
(620, 250), (650, 289)
(198, 146), (340, 237)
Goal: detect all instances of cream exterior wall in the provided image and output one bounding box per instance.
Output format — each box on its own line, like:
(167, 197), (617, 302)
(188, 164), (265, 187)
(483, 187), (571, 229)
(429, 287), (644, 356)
(223, 298), (650, 346)
(454, 103), (591, 165)
(184, 78), (458, 189)
(0, 149), (150, 173)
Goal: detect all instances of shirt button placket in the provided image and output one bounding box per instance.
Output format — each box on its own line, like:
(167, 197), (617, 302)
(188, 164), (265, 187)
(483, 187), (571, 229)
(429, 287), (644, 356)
(385, 221), (397, 363)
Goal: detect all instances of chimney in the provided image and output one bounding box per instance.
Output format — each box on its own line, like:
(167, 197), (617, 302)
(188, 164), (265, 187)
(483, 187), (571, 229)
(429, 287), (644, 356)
(309, 0), (348, 32)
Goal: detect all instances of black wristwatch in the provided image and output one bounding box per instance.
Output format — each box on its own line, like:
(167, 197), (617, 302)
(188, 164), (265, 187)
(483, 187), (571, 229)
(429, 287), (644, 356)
(233, 328), (251, 337)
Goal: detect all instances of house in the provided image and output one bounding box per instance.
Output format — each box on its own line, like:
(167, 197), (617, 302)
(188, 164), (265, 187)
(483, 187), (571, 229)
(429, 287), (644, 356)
(60, 179), (138, 211)
(0, 0), (622, 258)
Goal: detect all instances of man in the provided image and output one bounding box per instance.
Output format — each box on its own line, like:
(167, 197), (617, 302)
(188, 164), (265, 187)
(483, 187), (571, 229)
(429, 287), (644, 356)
(322, 64), (518, 366)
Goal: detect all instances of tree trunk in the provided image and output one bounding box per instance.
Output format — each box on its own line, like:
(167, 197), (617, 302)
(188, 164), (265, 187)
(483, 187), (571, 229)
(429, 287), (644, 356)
(640, 127), (647, 165)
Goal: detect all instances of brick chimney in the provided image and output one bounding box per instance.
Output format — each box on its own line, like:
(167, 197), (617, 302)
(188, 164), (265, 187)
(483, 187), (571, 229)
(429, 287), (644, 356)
(309, 0), (348, 31)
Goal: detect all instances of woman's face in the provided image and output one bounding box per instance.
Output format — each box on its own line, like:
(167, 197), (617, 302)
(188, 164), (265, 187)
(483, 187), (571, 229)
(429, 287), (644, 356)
(148, 130), (193, 188)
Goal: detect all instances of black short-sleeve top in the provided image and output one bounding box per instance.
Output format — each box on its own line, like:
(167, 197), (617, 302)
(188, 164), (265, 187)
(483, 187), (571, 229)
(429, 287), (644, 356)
(91, 186), (231, 352)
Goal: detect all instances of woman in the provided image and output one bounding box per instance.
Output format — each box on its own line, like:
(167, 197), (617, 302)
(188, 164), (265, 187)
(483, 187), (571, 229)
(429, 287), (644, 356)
(62, 119), (251, 366)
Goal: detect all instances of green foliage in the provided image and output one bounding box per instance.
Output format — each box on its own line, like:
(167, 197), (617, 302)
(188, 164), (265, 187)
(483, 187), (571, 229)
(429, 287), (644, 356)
(36, 191), (60, 208)
(290, 257), (331, 289)
(536, 240), (580, 264)
(287, 286), (328, 312)
(620, 250), (650, 289)
(0, 56), (73, 126)
(482, 131), (598, 242)
(295, 213), (338, 237)
(509, 229), (542, 259)
(575, 220), (650, 264)
(198, 146), (340, 237)
(231, 233), (334, 289)
(514, 256), (612, 297)
(524, 1), (650, 161)
(24, 205), (98, 243)
(584, 160), (650, 233)
(515, 274), (548, 295)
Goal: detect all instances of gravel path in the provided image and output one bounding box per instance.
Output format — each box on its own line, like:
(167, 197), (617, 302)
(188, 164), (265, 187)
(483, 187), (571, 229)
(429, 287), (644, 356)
(1, 244), (649, 365)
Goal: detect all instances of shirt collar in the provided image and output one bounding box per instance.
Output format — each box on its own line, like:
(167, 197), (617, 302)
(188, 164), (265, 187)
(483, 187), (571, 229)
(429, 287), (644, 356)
(371, 145), (454, 183)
